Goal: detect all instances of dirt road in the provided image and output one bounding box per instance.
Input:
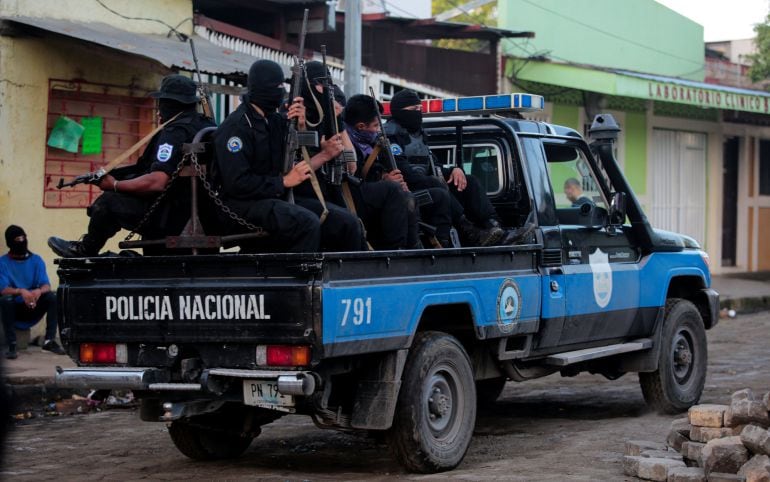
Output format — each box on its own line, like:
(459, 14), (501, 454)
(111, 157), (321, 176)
(4, 311), (769, 480)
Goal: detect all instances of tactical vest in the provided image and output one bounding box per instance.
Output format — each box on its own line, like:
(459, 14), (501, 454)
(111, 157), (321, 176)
(384, 121), (436, 176)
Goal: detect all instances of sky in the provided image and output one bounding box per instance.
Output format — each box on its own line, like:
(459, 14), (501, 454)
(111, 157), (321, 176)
(655, 0), (769, 41)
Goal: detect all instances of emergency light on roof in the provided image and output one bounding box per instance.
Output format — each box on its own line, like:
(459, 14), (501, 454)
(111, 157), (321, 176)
(382, 93), (545, 116)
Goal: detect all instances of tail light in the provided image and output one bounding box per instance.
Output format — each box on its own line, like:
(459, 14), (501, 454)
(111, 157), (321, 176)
(80, 343), (127, 364)
(256, 345), (310, 367)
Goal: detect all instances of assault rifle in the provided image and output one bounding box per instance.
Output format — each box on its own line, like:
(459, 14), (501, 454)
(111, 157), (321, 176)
(320, 45), (357, 186)
(282, 9), (318, 204)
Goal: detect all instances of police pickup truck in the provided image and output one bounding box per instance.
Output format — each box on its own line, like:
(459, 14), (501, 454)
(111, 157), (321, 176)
(54, 93), (718, 474)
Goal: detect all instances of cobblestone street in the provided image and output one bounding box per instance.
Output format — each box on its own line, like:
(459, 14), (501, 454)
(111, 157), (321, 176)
(4, 311), (769, 481)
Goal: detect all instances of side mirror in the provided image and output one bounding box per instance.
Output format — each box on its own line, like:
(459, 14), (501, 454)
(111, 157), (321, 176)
(609, 192), (626, 225)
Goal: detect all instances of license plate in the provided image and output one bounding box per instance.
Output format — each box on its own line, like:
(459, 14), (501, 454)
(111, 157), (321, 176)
(243, 380), (295, 410)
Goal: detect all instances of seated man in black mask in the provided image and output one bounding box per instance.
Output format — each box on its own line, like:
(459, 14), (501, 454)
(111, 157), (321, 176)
(344, 94), (451, 248)
(211, 59), (363, 252)
(48, 75), (215, 257)
(297, 62), (415, 249)
(385, 89), (533, 246)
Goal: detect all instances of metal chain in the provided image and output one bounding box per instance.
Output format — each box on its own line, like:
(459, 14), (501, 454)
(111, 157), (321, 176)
(189, 152), (267, 235)
(123, 150), (267, 242)
(124, 154), (188, 242)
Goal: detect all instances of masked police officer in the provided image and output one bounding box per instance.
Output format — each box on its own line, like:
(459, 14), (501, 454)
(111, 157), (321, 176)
(385, 89), (534, 246)
(48, 75), (216, 257)
(211, 59), (363, 253)
(344, 94), (450, 248)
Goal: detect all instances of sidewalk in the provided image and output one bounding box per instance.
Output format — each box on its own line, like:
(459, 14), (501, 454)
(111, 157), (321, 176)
(712, 272), (770, 312)
(3, 273), (769, 389)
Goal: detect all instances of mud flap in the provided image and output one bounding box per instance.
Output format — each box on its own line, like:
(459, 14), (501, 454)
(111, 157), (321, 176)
(616, 306), (666, 373)
(350, 349), (408, 430)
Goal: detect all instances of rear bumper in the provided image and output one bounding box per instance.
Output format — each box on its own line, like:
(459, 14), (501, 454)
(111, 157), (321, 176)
(55, 366), (317, 396)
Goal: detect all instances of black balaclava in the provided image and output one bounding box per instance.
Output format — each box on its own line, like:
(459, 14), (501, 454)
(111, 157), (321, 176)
(5, 225), (28, 257)
(391, 89), (423, 133)
(248, 60), (286, 113)
(158, 99), (194, 122)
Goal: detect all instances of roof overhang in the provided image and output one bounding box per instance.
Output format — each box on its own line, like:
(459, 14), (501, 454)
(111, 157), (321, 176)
(358, 13), (534, 41)
(509, 58), (770, 115)
(0, 16), (257, 77)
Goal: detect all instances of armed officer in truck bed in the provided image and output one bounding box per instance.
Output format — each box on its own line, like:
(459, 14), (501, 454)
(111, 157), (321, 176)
(211, 59), (362, 253)
(298, 62), (416, 250)
(385, 89), (534, 246)
(48, 75), (215, 258)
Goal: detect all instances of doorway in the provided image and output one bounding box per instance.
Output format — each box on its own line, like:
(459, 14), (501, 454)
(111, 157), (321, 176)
(721, 137), (739, 267)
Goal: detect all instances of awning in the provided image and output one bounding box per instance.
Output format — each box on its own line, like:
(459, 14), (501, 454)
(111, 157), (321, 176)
(1, 16), (257, 77)
(510, 59), (770, 115)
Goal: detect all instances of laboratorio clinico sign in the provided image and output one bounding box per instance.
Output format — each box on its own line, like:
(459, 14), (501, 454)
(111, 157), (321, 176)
(618, 76), (770, 115)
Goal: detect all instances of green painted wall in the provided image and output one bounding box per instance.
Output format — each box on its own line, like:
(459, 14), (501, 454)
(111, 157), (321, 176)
(623, 111), (647, 195)
(499, 0), (704, 81)
(551, 103), (579, 131)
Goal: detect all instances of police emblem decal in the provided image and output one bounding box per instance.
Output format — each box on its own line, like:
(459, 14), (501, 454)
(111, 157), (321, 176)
(390, 143), (403, 155)
(227, 136), (243, 153)
(589, 247), (613, 308)
(496, 279), (522, 333)
(156, 143), (174, 162)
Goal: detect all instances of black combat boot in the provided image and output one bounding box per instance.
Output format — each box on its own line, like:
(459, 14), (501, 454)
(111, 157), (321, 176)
(500, 222), (537, 245)
(47, 236), (98, 258)
(457, 216), (503, 247)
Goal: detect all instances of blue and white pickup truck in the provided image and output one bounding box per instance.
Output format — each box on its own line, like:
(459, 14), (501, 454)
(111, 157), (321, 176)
(54, 94), (718, 473)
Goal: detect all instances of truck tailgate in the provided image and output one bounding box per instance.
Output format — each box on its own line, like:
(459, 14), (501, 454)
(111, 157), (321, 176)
(57, 254), (321, 344)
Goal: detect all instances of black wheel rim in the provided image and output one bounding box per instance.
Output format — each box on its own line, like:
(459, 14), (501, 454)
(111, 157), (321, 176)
(671, 328), (695, 385)
(424, 362), (464, 440)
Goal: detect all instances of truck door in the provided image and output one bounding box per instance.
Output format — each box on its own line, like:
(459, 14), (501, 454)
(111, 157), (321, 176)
(543, 140), (654, 346)
(541, 140), (646, 346)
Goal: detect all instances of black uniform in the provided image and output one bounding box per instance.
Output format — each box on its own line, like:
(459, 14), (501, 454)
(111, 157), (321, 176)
(211, 102), (321, 252)
(82, 111), (215, 253)
(346, 136), (420, 249)
(384, 120), (497, 226)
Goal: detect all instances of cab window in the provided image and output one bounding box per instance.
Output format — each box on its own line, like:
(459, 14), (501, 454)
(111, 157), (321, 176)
(431, 143), (503, 195)
(543, 143), (609, 224)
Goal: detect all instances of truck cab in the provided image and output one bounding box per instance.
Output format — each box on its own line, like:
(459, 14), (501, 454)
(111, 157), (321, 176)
(54, 93), (718, 474)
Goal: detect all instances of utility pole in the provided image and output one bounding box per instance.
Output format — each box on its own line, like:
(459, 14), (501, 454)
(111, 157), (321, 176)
(344, 0), (362, 95)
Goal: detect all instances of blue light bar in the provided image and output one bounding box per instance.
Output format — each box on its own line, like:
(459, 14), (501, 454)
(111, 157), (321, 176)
(457, 97), (484, 111)
(485, 95), (512, 109)
(381, 93), (544, 117)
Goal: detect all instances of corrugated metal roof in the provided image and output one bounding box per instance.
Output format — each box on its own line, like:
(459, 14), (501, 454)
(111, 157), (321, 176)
(1, 16), (257, 77)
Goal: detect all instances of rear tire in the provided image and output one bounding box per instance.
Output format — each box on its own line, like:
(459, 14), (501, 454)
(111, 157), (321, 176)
(169, 420), (254, 461)
(386, 331), (476, 473)
(639, 299), (707, 414)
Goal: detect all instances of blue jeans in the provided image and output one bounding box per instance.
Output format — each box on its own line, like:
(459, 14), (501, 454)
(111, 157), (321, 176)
(0, 292), (58, 347)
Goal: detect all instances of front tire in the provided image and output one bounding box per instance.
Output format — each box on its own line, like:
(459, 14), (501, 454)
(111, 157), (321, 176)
(169, 420), (254, 461)
(387, 331), (476, 473)
(639, 299), (707, 414)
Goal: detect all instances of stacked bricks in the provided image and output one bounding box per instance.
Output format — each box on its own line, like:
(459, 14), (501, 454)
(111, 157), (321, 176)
(623, 388), (770, 482)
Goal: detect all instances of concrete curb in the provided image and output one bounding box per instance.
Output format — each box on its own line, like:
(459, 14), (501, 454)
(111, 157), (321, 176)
(720, 296), (770, 313)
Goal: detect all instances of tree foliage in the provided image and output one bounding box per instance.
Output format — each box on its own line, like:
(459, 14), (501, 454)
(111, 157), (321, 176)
(747, 12), (770, 86)
(431, 0), (497, 52)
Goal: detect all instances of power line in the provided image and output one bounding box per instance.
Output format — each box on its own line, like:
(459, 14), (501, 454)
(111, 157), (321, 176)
(94, 0), (191, 40)
(381, 0), (422, 19)
(517, 0), (703, 67)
